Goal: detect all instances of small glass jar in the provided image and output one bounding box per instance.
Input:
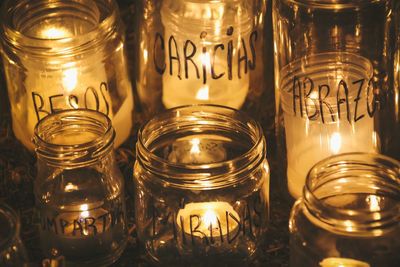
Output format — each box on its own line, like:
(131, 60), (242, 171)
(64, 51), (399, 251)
(134, 105), (270, 265)
(273, 0), (397, 199)
(0, 202), (29, 266)
(33, 109), (128, 266)
(134, 0), (275, 155)
(289, 153), (400, 267)
(0, 0), (134, 151)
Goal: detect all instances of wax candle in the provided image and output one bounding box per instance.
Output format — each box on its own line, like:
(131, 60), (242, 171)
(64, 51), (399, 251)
(160, 0), (252, 109)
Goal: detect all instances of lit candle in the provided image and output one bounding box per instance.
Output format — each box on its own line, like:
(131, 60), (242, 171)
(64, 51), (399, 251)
(160, 0), (252, 109)
(176, 202), (240, 246)
(281, 53), (378, 198)
(319, 257), (370, 267)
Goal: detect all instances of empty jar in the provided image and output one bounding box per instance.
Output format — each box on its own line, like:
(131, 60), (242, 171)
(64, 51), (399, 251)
(134, 105), (270, 265)
(289, 153), (400, 267)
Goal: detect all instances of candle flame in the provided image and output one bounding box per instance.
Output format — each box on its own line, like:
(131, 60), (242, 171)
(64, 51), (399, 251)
(330, 132), (342, 154)
(190, 138), (201, 154)
(366, 195), (381, 212)
(62, 68), (78, 93)
(202, 209), (218, 227)
(80, 204), (89, 218)
(40, 27), (70, 39)
(196, 85), (209, 101)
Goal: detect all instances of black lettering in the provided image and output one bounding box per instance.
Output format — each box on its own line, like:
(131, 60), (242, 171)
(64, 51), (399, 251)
(84, 87), (100, 111)
(337, 80), (351, 123)
(200, 32), (208, 84)
(72, 219), (83, 236)
(253, 193), (263, 228)
(211, 44), (225, 79)
(226, 211), (241, 243)
(154, 33), (166, 74)
(84, 217), (97, 235)
(68, 94), (79, 109)
(168, 35), (181, 79)
(49, 94), (65, 113)
(180, 215), (186, 245)
(183, 40), (199, 80)
(32, 92), (50, 121)
(353, 79), (365, 122)
(190, 215), (209, 245)
(227, 27), (234, 80)
(60, 218), (69, 234)
(292, 76), (303, 117)
(100, 82), (110, 116)
(238, 38), (248, 79)
(303, 77), (318, 120)
(242, 204), (254, 238)
(367, 78), (377, 117)
(97, 212), (109, 233)
(318, 84), (335, 123)
(248, 31), (257, 70)
(46, 217), (58, 234)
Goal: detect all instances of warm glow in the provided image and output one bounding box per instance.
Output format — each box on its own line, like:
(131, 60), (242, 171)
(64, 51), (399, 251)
(366, 195), (381, 212)
(330, 132), (342, 154)
(196, 85), (210, 100)
(80, 204), (89, 218)
(202, 209), (218, 227)
(190, 138), (201, 154)
(64, 183), (78, 192)
(62, 68), (78, 92)
(319, 257), (370, 267)
(40, 27), (70, 39)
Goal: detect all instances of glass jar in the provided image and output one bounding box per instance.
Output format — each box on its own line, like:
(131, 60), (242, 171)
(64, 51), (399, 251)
(289, 153), (400, 267)
(33, 109), (128, 266)
(272, 0), (398, 198)
(0, 0), (134, 151)
(134, 105), (270, 265)
(0, 202), (29, 266)
(134, 0), (275, 156)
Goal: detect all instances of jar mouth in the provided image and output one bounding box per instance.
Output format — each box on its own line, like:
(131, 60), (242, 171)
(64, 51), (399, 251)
(303, 153), (400, 236)
(0, 0), (119, 57)
(33, 109), (115, 167)
(0, 203), (19, 252)
(136, 104), (266, 189)
(282, 0), (382, 9)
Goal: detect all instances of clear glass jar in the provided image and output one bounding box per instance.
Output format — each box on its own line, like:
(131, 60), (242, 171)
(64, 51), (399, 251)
(289, 153), (400, 267)
(33, 109), (128, 266)
(0, 202), (29, 266)
(134, 0), (275, 155)
(0, 0), (134, 151)
(272, 0), (398, 198)
(134, 105), (270, 265)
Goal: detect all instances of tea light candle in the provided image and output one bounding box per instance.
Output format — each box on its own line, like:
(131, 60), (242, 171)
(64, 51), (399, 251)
(176, 202), (240, 245)
(160, 0), (251, 109)
(319, 257), (370, 267)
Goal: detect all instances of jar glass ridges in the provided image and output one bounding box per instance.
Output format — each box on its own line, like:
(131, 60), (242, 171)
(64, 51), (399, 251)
(273, 0), (396, 198)
(134, 105), (270, 265)
(135, 0), (275, 156)
(0, 202), (29, 266)
(33, 109), (128, 266)
(289, 153), (400, 267)
(0, 0), (134, 151)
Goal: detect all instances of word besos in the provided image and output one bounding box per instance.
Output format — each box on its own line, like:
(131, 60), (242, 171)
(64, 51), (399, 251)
(150, 193), (266, 247)
(153, 27), (258, 83)
(288, 76), (382, 124)
(31, 82), (111, 122)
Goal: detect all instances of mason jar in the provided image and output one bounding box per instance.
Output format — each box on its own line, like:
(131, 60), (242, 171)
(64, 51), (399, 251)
(0, 202), (29, 267)
(134, 105), (270, 265)
(33, 109), (128, 266)
(289, 153), (400, 267)
(273, 0), (398, 199)
(0, 0), (134, 151)
(134, 0), (275, 156)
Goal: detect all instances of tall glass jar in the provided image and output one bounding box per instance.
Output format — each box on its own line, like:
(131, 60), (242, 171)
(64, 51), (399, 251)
(134, 0), (275, 156)
(0, 0), (134, 151)
(33, 109), (128, 266)
(273, 0), (397, 199)
(134, 105), (270, 265)
(0, 202), (29, 266)
(289, 153), (400, 267)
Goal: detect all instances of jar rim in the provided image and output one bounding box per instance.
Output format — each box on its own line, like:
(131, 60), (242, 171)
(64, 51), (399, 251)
(281, 0), (383, 9)
(33, 109), (115, 167)
(0, 0), (120, 57)
(136, 104), (267, 189)
(303, 152), (400, 236)
(0, 202), (20, 252)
